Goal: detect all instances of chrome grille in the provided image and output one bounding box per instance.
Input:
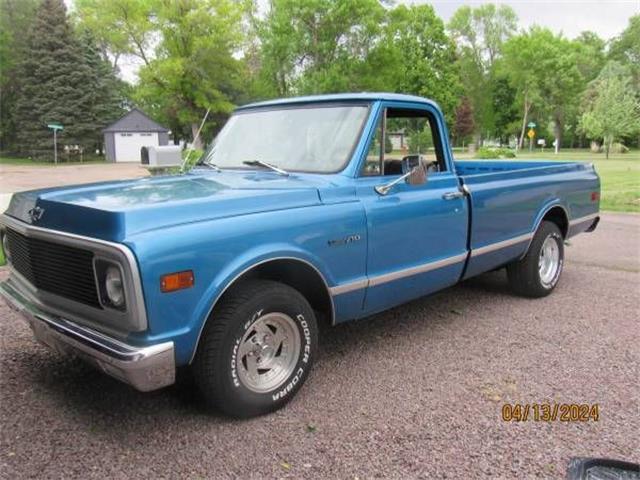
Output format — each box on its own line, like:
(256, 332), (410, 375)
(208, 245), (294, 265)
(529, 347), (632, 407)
(5, 228), (102, 308)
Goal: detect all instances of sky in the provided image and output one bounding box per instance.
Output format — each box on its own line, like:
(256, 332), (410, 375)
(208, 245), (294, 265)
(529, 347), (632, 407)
(415, 0), (639, 40)
(85, 0), (639, 83)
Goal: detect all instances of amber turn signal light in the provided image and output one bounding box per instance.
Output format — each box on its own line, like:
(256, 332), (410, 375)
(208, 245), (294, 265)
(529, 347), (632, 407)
(160, 270), (194, 293)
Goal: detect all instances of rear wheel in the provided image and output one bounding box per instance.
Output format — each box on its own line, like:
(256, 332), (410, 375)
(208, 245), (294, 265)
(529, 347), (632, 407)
(193, 279), (317, 418)
(507, 221), (564, 298)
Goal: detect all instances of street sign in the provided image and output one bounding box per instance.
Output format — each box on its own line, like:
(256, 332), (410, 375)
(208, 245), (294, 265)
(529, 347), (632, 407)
(46, 123), (63, 164)
(527, 128), (535, 139)
(527, 122), (536, 128)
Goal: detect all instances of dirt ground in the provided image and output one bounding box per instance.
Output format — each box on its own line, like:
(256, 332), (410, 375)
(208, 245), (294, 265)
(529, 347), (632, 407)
(0, 163), (148, 194)
(0, 162), (637, 479)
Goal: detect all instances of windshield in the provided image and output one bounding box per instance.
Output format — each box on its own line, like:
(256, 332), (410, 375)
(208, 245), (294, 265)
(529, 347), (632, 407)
(201, 104), (370, 173)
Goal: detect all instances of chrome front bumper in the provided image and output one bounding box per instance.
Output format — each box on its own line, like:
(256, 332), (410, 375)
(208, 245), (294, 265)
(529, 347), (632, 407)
(0, 279), (175, 392)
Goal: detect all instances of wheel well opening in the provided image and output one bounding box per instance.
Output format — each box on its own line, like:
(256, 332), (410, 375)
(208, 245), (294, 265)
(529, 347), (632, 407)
(543, 207), (568, 238)
(228, 259), (334, 326)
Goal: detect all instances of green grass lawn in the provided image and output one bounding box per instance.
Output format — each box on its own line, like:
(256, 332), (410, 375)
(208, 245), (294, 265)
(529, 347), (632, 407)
(0, 243), (5, 266)
(455, 148), (640, 213)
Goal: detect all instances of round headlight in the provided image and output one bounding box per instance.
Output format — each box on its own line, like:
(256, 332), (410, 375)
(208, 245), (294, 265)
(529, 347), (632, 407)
(105, 266), (125, 307)
(1, 233), (10, 263)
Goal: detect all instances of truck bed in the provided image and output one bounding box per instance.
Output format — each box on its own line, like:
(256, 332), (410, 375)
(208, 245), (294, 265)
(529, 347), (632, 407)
(453, 159), (600, 279)
(454, 159), (594, 177)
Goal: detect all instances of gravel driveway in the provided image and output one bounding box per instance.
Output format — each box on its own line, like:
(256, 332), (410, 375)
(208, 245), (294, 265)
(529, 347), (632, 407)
(0, 213), (638, 479)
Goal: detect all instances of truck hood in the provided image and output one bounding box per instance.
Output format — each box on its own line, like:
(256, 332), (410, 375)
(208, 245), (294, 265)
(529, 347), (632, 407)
(4, 170), (331, 242)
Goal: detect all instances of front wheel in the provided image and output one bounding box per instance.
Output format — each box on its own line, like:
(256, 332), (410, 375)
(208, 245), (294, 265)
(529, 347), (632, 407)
(193, 279), (318, 418)
(507, 221), (564, 298)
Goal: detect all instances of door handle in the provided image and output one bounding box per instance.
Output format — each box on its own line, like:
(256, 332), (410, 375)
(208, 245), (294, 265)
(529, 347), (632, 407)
(442, 191), (464, 200)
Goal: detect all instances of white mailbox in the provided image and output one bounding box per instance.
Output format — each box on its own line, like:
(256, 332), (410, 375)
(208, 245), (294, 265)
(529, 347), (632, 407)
(141, 145), (182, 167)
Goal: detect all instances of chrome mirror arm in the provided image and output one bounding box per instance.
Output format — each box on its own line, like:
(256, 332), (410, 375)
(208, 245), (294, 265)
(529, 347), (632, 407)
(374, 167), (418, 196)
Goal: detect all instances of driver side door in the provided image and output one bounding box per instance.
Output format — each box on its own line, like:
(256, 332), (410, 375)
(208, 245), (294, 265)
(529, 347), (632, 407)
(356, 102), (469, 315)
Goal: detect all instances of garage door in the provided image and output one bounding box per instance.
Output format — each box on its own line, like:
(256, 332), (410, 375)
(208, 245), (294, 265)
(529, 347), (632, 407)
(114, 132), (159, 162)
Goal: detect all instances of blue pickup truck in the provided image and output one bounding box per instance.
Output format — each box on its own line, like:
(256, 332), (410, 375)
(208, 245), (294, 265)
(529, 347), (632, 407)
(0, 93), (600, 417)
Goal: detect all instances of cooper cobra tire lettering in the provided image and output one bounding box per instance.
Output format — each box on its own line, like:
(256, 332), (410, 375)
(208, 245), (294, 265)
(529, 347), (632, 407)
(270, 313), (312, 401)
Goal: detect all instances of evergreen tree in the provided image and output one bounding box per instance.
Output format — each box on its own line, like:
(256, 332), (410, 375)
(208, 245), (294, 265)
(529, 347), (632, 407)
(78, 31), (125, 153)
(14, 0), (99, 158)
(0, 0), (40, 151)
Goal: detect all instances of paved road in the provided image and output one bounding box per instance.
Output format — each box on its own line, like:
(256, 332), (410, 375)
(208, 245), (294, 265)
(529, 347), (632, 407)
(0, 213), (638, 479)
(0, 163), (148, 194)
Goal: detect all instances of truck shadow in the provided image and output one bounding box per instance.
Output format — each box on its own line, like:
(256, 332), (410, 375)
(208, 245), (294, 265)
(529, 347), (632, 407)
(22, 270), (514, 430)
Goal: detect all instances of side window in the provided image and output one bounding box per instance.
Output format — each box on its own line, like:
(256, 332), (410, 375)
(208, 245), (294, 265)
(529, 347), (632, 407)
(361, 114), (383, 176)
(360, 107), (446, 177)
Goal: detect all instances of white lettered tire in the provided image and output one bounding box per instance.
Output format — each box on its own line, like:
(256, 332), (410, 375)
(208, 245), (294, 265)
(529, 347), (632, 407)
(193, 279), (318, 418)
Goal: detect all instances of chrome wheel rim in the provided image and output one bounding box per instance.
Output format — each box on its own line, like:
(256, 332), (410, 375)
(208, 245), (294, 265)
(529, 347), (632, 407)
(538, 236), (560, 287)
(236, 312), (300, 393)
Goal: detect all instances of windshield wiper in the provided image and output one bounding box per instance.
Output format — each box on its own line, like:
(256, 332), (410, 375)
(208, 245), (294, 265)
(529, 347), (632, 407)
(200, 161), (221, 171)
(243, 160), (289, 176)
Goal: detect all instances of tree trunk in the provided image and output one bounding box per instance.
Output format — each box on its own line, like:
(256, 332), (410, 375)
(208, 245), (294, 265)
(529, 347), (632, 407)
(518, 99), (530, 151)
(553, 113), (564, 154)
(191, 123), (203, 150)
(605, 136), (612, 159)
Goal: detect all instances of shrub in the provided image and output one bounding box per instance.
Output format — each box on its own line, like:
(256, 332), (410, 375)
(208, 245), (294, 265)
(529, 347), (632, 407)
(475, 147), (516, 159)
(610, 142), (629, 154)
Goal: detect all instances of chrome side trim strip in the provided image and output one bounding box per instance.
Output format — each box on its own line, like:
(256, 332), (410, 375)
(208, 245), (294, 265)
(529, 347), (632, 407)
(369, 253), (468, 287)
(328, 278), (368, 296)
(569, 212), (599, 227)
(329, 212), (599, 296)
(330, 253), (468, 295)
(471, 232), (533, 258)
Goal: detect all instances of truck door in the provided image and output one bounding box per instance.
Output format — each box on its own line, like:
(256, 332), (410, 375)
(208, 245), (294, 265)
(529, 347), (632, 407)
(356, 103), (469, 315)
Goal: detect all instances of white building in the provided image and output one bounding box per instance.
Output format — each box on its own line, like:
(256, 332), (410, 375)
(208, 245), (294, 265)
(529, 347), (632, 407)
(103, 109), (170, 162)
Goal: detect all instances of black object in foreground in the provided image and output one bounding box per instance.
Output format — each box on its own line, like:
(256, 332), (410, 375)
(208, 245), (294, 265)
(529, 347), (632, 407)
(567, 458), (640, 480)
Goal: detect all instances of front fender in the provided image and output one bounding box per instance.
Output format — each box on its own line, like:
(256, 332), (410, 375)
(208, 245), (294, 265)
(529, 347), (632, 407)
(125, 202), (367, 365)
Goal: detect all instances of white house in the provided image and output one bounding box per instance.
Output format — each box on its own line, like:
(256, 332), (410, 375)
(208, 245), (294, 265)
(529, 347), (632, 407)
(103, 108), (170, 162)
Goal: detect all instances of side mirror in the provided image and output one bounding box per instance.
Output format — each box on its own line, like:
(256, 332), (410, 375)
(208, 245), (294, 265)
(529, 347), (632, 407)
(402, 155), (428, 186)
(373, 164), (427, 196)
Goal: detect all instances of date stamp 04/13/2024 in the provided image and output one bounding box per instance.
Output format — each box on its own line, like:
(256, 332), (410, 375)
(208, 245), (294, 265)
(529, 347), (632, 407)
(502, 403), (600, 422)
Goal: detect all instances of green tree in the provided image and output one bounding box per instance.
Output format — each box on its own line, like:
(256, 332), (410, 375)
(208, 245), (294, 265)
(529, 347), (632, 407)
(386, 4), (461, 126)
(491, 76), (518, 144)
(608, 15), (640, 148)
(574, 31), (606, 82)
(501, 28), (575, 150)
(579, 61), (640, 158)
(76, 0), (249, 147)
(78, 31), (126, 152)
(0, 0), (40, 150)
(255, 2), (460, 126)
(540, 36), (585, 153)
(255, 0), (393, 96)
(13, 0), (109, 157)
(448, 4), (517, 141)
(73, 0), (156, 69)
(608, 15), (640, 89)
